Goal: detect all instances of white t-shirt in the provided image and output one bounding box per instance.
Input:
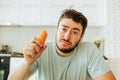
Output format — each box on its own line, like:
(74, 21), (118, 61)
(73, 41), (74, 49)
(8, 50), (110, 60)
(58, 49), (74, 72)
(30, 42), (110, 80)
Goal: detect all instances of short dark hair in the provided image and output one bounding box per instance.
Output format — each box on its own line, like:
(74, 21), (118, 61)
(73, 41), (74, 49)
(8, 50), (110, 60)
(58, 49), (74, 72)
(57, 9), (88, 34)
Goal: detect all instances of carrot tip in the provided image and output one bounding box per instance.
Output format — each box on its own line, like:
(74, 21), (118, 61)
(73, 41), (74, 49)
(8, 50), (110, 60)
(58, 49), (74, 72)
(38, 30), (48, 44)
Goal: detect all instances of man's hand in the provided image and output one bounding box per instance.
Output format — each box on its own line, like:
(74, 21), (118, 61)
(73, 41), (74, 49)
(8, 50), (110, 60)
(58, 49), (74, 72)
(23, 37), (47, 66)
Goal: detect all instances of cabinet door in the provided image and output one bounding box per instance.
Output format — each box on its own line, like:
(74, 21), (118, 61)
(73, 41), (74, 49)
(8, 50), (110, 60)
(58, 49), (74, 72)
(73, 0), (106, 26)
(41, 0), (72, 25)
(10, 58), (24, 72)
(0, 0), (42, 25)
(10, 57), (38, 80)
(41, 0), (106, 26)
(0, 0), (19, 25)
(74, 0), (106, 26)
(19, 0), (42, 25)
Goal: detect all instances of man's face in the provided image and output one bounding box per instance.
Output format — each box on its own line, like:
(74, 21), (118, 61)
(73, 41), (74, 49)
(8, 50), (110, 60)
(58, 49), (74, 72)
(56, 18), (84, 53)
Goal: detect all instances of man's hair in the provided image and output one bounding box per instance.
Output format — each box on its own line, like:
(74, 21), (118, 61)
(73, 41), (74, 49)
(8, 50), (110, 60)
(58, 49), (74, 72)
(57, 9), (88, 34)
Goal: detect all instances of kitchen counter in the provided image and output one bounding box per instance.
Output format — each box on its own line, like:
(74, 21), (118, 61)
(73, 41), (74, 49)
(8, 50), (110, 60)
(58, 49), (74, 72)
(0, 53), (23, 57)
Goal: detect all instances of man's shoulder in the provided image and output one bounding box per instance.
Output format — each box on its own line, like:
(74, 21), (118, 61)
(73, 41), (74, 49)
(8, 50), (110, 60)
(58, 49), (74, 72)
(77, 41), (97, 52)
(78, 42), (95, 48)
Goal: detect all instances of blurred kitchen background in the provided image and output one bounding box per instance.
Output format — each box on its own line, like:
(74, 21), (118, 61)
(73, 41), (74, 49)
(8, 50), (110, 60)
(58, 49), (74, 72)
(0, 0), (120, 80)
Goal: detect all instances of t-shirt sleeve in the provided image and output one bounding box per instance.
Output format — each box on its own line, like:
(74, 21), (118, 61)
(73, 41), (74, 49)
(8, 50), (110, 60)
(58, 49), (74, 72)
(87, 44), (110, 78)
(29, 61), (38, 73)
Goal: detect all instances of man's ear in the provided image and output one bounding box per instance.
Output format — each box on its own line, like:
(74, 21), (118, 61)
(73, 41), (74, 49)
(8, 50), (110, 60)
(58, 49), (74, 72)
(80, 33), (85, 41)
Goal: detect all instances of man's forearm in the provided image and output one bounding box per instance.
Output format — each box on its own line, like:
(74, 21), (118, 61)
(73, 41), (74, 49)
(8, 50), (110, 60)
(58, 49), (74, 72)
(93, 71), (116, 80)
(8, 62), (32, 80)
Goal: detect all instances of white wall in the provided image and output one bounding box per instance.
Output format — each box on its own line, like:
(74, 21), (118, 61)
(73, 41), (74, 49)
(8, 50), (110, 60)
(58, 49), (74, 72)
(0, 25), (102, 52)
(104, 0), (120, 58)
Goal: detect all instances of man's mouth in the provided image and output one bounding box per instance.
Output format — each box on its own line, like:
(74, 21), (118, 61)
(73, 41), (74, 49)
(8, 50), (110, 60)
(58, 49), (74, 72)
(60, 40), (71, 46)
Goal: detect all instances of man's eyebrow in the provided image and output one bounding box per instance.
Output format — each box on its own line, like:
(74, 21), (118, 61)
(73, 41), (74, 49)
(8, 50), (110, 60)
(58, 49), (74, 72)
(73, 27), (81, 32)
(62, 24), (69, 28)
(62, 24), (81, 32)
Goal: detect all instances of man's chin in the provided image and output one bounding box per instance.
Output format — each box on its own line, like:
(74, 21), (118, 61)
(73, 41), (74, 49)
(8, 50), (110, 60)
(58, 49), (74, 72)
(56, 40), (80, 53)
(57, 47), (74, 53)
(60, 49), (74, 53)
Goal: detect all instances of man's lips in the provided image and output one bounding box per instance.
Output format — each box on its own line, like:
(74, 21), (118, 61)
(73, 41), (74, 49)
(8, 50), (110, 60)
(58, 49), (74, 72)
(60, 40), (71, 45)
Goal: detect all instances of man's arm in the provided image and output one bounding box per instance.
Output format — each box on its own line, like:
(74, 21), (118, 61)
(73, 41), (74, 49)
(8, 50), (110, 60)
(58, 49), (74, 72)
(8, 62), (34, 80)
(93, 71), (116, 80)
(8, 37), (47, 80)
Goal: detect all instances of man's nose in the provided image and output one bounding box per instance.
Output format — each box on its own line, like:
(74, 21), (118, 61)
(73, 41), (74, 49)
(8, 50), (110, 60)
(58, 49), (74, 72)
(64, 30), (71, 40)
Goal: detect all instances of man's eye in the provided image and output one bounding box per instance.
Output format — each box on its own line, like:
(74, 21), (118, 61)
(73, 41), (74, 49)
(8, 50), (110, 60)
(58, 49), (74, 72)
(62, 28), (67, 32)
(63, 28), (67, 31)
(73, 31), (79, 35)
(59, 28), (67, 33)
(74, 32), (78, 34)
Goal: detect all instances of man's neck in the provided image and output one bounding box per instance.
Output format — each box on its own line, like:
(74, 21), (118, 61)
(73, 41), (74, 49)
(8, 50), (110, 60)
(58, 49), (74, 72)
(56, 48), (73, 57)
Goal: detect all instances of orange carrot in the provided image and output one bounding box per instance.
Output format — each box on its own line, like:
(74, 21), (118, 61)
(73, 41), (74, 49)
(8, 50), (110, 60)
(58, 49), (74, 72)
(38, 30), (48, 44)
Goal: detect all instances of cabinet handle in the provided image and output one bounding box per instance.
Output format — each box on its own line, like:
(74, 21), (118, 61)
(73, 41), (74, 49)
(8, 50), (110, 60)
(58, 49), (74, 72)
(1, 59), (4, 62)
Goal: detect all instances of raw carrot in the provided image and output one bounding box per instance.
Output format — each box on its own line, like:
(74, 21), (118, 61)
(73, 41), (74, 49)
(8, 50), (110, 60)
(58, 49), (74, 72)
(38, 30), (48, 44)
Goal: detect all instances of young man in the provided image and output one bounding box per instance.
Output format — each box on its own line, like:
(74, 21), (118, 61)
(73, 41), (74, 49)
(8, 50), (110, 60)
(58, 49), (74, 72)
(8, 9), (116, 80)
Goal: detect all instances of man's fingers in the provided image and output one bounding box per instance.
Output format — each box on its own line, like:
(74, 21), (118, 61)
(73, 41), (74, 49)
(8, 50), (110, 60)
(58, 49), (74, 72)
(22, 37), (47, 60)
(31, 37), (43, 47)
(23, 48), (35, 56)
